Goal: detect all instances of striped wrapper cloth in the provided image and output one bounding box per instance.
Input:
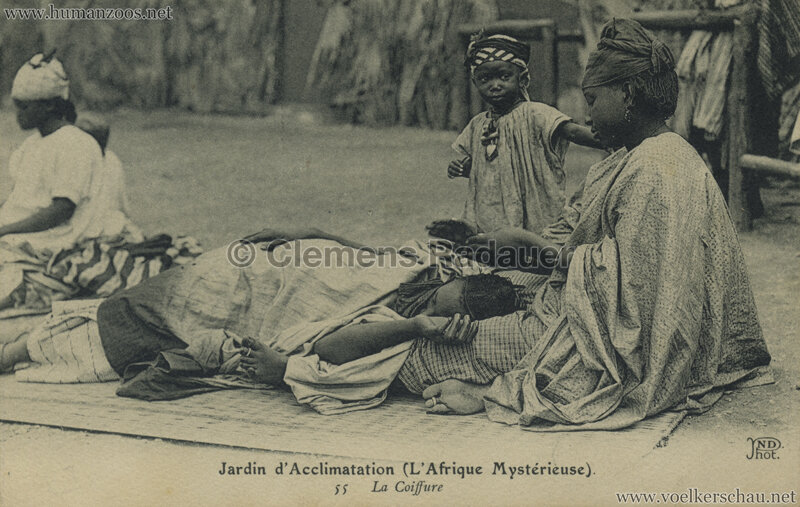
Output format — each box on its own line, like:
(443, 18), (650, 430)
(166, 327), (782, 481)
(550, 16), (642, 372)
(0, 235), (202, 317)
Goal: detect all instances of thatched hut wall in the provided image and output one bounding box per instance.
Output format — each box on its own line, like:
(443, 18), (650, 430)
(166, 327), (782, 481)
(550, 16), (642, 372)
(306, 0), (498, 128)
(1, 0), (503, 126)
(0, 0), (282, 113)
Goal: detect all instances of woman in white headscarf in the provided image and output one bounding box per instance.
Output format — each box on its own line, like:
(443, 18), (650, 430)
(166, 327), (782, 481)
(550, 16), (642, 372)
(0, 52), (139, 251)
(0, 53), (197, 316)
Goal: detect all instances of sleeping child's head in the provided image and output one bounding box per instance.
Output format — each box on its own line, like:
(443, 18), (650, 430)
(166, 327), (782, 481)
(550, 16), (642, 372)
(395, 274), (519, 320)
(75, 113), (110, 154)
(466, 33), (532, 111)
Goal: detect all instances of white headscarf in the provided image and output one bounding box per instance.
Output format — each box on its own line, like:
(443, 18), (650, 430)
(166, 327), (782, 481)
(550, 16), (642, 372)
(11, 53), (70, 101)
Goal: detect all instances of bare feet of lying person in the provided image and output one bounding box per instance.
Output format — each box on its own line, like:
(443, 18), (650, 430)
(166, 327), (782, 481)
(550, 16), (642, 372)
(0, 335), (29, 373)
(423, 379), (490, 415)
(239, 337), (288, 386)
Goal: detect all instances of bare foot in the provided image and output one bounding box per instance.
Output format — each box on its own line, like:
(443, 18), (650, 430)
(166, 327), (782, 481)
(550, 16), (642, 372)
(0, 337), (29, 373)
(239, 337), (288, 385)
(422, 379), (489, 414)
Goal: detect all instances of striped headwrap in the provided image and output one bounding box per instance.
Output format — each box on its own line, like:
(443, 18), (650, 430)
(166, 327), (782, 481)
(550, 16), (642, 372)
(466, 33), (532, 101)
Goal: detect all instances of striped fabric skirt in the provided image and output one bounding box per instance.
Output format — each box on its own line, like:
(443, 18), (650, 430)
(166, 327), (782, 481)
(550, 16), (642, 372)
(1, 235), (201, 317)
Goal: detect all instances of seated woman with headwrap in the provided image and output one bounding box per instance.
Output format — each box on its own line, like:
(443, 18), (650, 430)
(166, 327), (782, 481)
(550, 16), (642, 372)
(0, 53), (200, 318)
(406, 19), (771, 430)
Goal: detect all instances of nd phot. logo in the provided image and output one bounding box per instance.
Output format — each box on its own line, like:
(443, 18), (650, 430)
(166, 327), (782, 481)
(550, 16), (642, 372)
(746, 437), (781, 460)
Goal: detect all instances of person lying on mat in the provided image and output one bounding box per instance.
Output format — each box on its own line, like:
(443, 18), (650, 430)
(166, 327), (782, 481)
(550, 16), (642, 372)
(0, 226), (536, 415)
(405, 18), (770, 430)
(2, 21), (767, 429)
(238, 272), (518, 382)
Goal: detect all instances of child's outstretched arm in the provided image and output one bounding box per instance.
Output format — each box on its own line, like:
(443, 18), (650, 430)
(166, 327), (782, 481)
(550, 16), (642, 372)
(312, 315), (470, 365)
(557, 121), (604, 150)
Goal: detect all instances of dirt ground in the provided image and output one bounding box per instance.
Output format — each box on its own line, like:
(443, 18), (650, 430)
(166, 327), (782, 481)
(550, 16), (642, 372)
(0, 107), (798, 506)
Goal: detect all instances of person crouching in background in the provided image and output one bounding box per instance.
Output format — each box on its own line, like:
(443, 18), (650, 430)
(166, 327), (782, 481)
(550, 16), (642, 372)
(0, 52), (200, 318)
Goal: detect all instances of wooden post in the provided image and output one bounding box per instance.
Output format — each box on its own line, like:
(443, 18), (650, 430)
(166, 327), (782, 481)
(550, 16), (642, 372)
(726, 7), (757, 231)
(628, 6), (745, 30)
(273, 0), (287, 103)
(540, 22), (558, 106)
(456, 33), (472, 127)
(460, 26), (482, 120)
(459, 19), (561, 38)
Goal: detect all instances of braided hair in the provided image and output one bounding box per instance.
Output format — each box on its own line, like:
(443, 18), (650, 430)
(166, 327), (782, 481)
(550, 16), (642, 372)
(462, 274), (520, 320)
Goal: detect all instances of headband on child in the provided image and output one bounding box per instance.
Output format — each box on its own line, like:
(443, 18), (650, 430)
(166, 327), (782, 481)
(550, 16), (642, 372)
(466, 33), (531, 75)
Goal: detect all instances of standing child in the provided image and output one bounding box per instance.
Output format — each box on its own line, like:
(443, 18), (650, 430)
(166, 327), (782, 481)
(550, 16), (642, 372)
(429, 33), (601, 243)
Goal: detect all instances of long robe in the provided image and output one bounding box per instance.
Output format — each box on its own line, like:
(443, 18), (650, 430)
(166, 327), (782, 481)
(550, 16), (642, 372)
(488, 132), (769, 429)
(13, 240), (496, 414)
(403, 133), (770, 429)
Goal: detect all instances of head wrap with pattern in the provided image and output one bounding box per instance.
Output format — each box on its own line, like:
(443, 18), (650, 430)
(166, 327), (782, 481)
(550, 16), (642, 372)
(466, 33), (532, 102)
(582, 18), (675, 89)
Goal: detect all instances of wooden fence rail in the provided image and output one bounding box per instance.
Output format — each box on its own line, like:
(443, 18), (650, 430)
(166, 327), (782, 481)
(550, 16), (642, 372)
(741, 155), (800, 180)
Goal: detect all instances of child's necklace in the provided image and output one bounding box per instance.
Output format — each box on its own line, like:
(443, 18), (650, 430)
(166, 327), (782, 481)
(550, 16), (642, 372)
(481, 116), (500, 161)
(489, 97), (525, 118)
(482, 98), (525, 161)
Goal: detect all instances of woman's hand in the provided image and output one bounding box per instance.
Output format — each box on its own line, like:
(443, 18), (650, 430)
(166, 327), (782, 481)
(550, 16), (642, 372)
(425, 219), (477, 245)
(447, 156), (471, 179)
(423, 379), (489, 415)
(465, 227), (547, 250)
(243, 226), (323, 248)
(411, 315), (449, 339)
